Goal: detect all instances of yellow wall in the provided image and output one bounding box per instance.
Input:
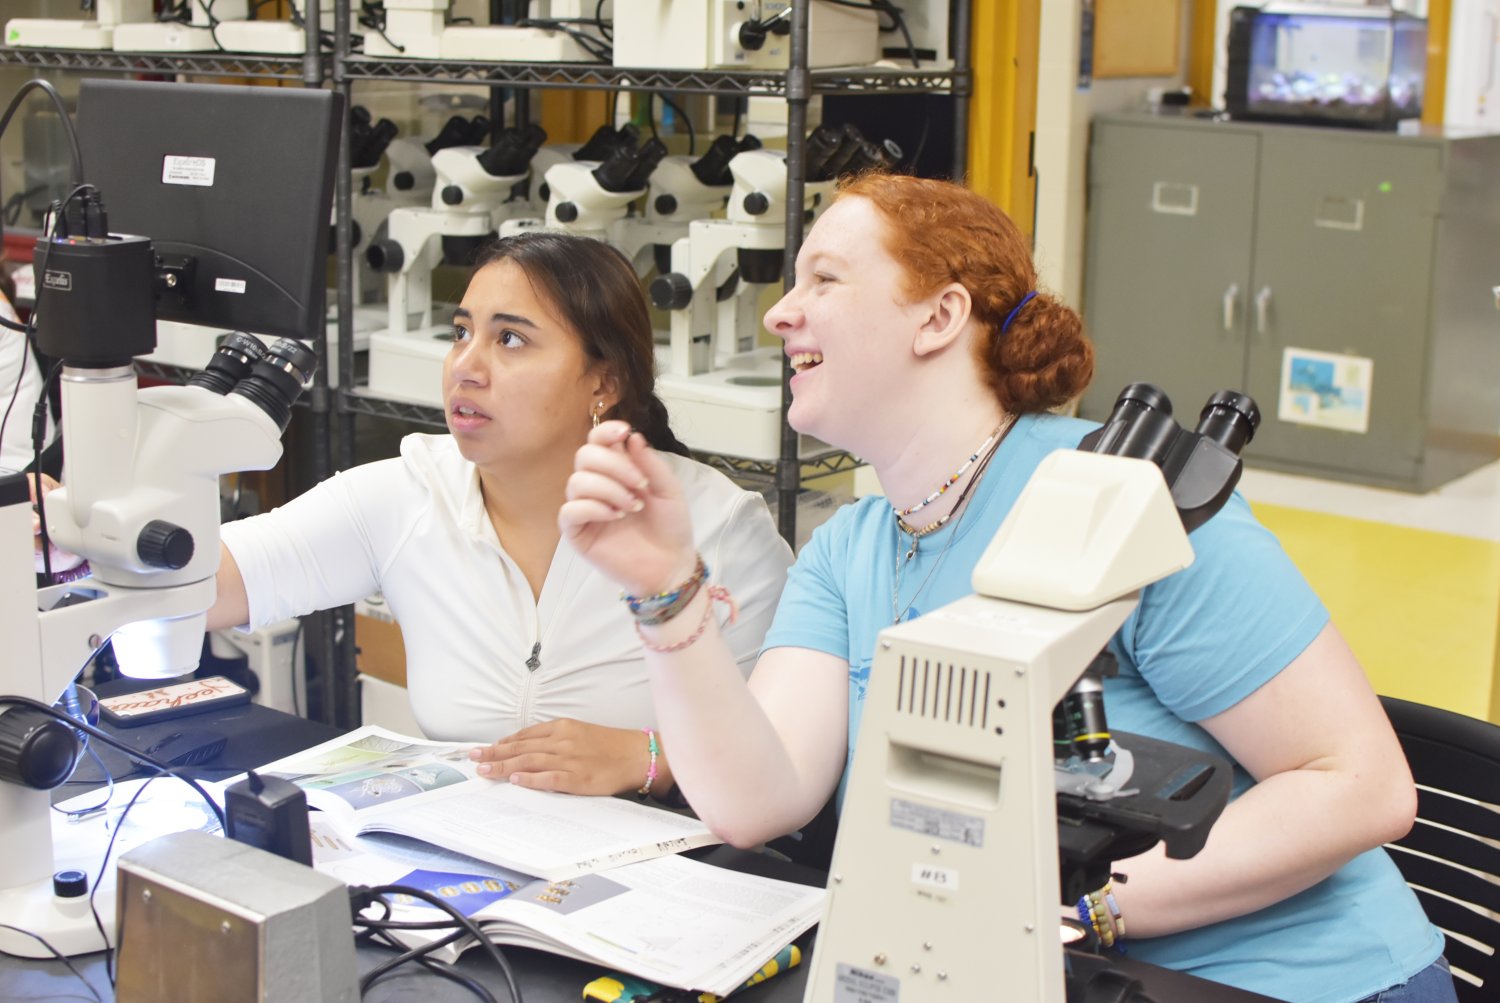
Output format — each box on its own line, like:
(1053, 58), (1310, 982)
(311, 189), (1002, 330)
(966, 0), (1041, 233)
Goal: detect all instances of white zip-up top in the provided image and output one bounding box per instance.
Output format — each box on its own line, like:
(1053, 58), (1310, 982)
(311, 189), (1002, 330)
(221, 433), (793, 742)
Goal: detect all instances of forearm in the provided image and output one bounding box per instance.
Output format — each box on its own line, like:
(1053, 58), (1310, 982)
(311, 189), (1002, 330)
(1110, 762), (1413, 937)
(643, 594), (832, 847)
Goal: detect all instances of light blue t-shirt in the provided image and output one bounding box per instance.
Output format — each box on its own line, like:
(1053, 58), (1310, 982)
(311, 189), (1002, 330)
(763, 412), (1443, 1003)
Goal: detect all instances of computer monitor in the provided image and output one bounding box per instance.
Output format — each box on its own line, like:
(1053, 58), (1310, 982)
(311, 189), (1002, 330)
(74, 79), (341, 344)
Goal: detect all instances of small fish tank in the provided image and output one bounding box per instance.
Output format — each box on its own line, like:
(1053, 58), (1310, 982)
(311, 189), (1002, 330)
(1225, 4), (1427, 130)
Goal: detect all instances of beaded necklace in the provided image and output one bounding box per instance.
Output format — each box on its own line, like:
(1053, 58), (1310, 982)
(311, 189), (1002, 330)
(890, 419), (1011, 624)
(893, 424), (1003, 518)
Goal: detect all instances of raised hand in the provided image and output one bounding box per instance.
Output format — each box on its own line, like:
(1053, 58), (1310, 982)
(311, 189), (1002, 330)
(468, 718), (666, 797)
(559, 420), (699, 597)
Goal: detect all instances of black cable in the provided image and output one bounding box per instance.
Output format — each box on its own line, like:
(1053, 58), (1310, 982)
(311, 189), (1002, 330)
(0, 922), (104, 1002)
(0, 80), (84, 189)
(515, 18), (610, 62)
(821, 0), (919, 67)
(0, 696), (228, 831)
(361, 928), (500, 1003)
(656, 93), (696, 155)
(291, 615), (306, 718)
(593, 0), (611, 42)
(31, 359), (64, 582)
(91, 773), (178, 986)
(351, 884), (523, 1002)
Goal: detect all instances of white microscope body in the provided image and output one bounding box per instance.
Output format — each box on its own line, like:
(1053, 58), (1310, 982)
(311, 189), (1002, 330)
(111, 0), (250, 52)
(651, 148), (835, 461)
(4, 0), (155, 50)
(214, 0), (363, 54)
(0, 343), (312, 959)
(362, 0), (612, 61)
(365, 136), (539, 404)
(804, 387), (1256, 1001)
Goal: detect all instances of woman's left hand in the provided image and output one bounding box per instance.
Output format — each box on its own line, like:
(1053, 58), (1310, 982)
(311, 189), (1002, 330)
(469, 719), (660, 797)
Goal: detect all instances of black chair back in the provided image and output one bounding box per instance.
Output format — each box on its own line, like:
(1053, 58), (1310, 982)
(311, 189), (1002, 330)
(1380, 695), (1500, 1003)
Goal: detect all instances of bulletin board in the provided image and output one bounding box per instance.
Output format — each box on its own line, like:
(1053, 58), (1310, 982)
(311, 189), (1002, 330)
(1093, 0), (1182, 78)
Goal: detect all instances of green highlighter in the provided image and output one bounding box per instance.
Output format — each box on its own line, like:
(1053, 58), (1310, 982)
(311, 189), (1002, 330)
(582, 944), (803, 1002)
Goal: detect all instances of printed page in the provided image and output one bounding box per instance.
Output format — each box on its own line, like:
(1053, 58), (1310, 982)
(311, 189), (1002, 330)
(471, 853), (825, 996)
(357, 782), (720, 880)
(252, 725), (720, 880)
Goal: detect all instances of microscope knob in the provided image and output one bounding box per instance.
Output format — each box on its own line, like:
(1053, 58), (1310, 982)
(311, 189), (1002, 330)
(650, 273), (694, 311)
(0, 707), (79, 790)
(137, 520), (194, 570)
(742, 191), (771, 216)
(654, 194), (679, 216)
(554, 202), (580, 223)
(366, 240), (404, 273)
(392, 170), (415, 191)
(441, 185), (465, 206)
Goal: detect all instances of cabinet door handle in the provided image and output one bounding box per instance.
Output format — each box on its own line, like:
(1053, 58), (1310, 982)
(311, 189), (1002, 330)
(1223, 284), (1240, 331)
(1255, 286), (1273, 336)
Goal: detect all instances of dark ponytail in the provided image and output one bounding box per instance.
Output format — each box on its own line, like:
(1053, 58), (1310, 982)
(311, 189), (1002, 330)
(470, 231), (691, 457)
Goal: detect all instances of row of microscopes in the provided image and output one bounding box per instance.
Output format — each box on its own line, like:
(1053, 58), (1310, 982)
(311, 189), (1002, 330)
(4, 1), (952, 71)
(345, 105), (896, 459)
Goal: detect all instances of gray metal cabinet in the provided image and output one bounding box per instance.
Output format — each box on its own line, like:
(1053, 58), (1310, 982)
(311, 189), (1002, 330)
(1081, 114), (1500, 491)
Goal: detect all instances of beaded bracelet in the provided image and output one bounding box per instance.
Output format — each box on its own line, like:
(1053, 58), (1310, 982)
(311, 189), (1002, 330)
(1077, 880), (1125, 948)
(638, 728), (660, 797)
(636, 584), (739, 654)
(623, 555), (709, 627)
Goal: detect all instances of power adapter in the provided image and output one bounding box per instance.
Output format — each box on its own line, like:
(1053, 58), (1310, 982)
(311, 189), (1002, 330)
(224, 770), (313, 865)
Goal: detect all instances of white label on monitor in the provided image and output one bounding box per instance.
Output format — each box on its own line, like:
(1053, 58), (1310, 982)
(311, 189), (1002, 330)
(162, 155), (216, 187)
(215, 278), (247, 294)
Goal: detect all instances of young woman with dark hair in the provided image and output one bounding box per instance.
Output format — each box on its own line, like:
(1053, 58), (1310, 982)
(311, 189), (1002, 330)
(209, 230), (792, 798)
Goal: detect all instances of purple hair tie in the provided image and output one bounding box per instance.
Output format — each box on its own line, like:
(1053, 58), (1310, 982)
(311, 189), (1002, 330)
(1001, 290), (1038, 334)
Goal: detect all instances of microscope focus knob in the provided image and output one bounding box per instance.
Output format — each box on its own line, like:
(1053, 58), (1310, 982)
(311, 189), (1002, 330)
(650, 273), (694, 311)
(742, 191), (771, 216)
(0, 707), (80, 790)
(366, 240), (404, 273)
(654, 194), (679, 216)
(137, 520), (195, 570)
(554, 202), (579, 223)
(392, 170), (415, 191)
(441, 185), (465, 206)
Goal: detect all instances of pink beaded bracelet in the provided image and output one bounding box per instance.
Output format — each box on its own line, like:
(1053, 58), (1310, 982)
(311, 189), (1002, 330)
(635, 584), (738, 654)
(638, 728), (660, 797)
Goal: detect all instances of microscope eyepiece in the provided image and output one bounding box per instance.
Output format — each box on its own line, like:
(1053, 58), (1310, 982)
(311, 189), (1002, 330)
(228, 338), (317, 432)
(187, 333), (268, 396)
(1195, 390), (1260, 456)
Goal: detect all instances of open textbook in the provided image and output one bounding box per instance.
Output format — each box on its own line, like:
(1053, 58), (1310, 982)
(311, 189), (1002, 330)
(312, 818), (825, 996)
(252, 725), (722, 880)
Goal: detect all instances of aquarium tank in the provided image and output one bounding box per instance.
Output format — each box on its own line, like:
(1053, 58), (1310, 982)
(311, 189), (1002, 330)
(1225, 4), (1427, 129)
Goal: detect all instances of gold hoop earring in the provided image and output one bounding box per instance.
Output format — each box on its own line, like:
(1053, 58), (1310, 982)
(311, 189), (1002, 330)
(592, 400), (605, 428)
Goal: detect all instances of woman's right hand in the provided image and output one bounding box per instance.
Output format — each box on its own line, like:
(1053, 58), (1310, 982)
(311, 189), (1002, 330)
(559, 420), (698, 596)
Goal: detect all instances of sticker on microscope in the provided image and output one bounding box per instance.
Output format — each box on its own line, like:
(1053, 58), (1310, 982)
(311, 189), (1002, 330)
(1277, 347), (1373, 434)
(912, 862), (959, 892)
(161, 155), (217, 187)
(215, 278), (247, 294)
(834, 963), (901, 1002)
(890, 798), (984, 847)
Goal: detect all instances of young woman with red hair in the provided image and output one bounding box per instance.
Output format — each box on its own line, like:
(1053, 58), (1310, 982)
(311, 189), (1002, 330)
(544, 173), (1454, 1003)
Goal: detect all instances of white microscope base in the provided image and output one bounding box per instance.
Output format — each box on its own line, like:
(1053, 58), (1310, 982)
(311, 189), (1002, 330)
(0, 881), (112, 958)
(657, 349), (834, 462)
(203, 20), (308, 54)
(112, 22), (219, 51)
(367, 326), (453, 408)
(439, 25), (599, 62)
(4, 20), (117, 49)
